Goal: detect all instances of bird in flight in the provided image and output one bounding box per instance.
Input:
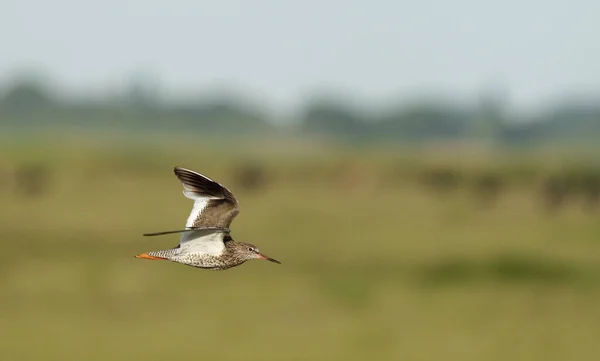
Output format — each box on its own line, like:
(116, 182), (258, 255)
(135, 167), (281, 270)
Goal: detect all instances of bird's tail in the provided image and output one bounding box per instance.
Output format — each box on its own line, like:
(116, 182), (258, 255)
(134, 249), (177, 260)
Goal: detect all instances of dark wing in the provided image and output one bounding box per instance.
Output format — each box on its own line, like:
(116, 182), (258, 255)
(173, 167), (240, 230)
(143, 227), (229, 237)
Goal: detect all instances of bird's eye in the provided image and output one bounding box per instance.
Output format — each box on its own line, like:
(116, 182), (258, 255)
(248, 247), (254, 252)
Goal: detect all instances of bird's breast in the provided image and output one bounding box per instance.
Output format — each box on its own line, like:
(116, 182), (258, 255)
(172, 253), (228, 269)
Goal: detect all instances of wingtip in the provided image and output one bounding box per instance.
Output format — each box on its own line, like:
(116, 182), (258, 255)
(173, 166), (203, 180)
(174, 166), (193, 173)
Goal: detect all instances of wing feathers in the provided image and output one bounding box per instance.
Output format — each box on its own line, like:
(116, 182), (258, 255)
(143, 227), (231, 237)
(179, 229), (227, 255)
(174, 167), (240, 231)
(174, 167), (236, 202)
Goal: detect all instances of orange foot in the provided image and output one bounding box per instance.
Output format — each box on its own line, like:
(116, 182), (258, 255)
(135, 253), (166, 260)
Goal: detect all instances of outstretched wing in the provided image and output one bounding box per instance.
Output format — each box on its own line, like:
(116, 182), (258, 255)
(173, 167), (240, 230)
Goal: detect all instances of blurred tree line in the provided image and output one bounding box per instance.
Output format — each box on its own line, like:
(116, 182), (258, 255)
(1, 72), (600, 145)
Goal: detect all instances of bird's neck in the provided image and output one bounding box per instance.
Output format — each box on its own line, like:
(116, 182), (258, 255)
(223, 239), (239, 253)
(219, 240), (246, 265)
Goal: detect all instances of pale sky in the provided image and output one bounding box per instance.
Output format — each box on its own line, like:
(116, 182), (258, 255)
(1, 0), (599, 114)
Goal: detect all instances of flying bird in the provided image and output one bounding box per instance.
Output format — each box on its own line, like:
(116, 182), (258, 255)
(135, 167), (281, 270)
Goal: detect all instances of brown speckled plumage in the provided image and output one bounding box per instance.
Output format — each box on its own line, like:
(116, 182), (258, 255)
(146, 239), (277, 270)
(135, 167), (281, 270)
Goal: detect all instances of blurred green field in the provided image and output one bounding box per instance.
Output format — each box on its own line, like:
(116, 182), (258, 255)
(1, 134), (600, 361)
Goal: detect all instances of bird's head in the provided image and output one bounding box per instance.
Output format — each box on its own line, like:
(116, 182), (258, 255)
(235, 242), (281, 264)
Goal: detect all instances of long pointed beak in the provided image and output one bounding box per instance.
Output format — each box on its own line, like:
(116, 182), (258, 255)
(258, 253), (281, 264)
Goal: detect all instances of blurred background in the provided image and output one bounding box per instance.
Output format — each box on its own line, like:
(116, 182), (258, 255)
(2, 1), (600, 360)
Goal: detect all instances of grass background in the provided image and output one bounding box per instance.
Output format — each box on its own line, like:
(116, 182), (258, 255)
(1, 133), (600, 361)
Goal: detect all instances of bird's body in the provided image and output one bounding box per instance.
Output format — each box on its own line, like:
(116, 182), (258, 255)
(140, 234), (267, 270)
(135, 167), (280, 270)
